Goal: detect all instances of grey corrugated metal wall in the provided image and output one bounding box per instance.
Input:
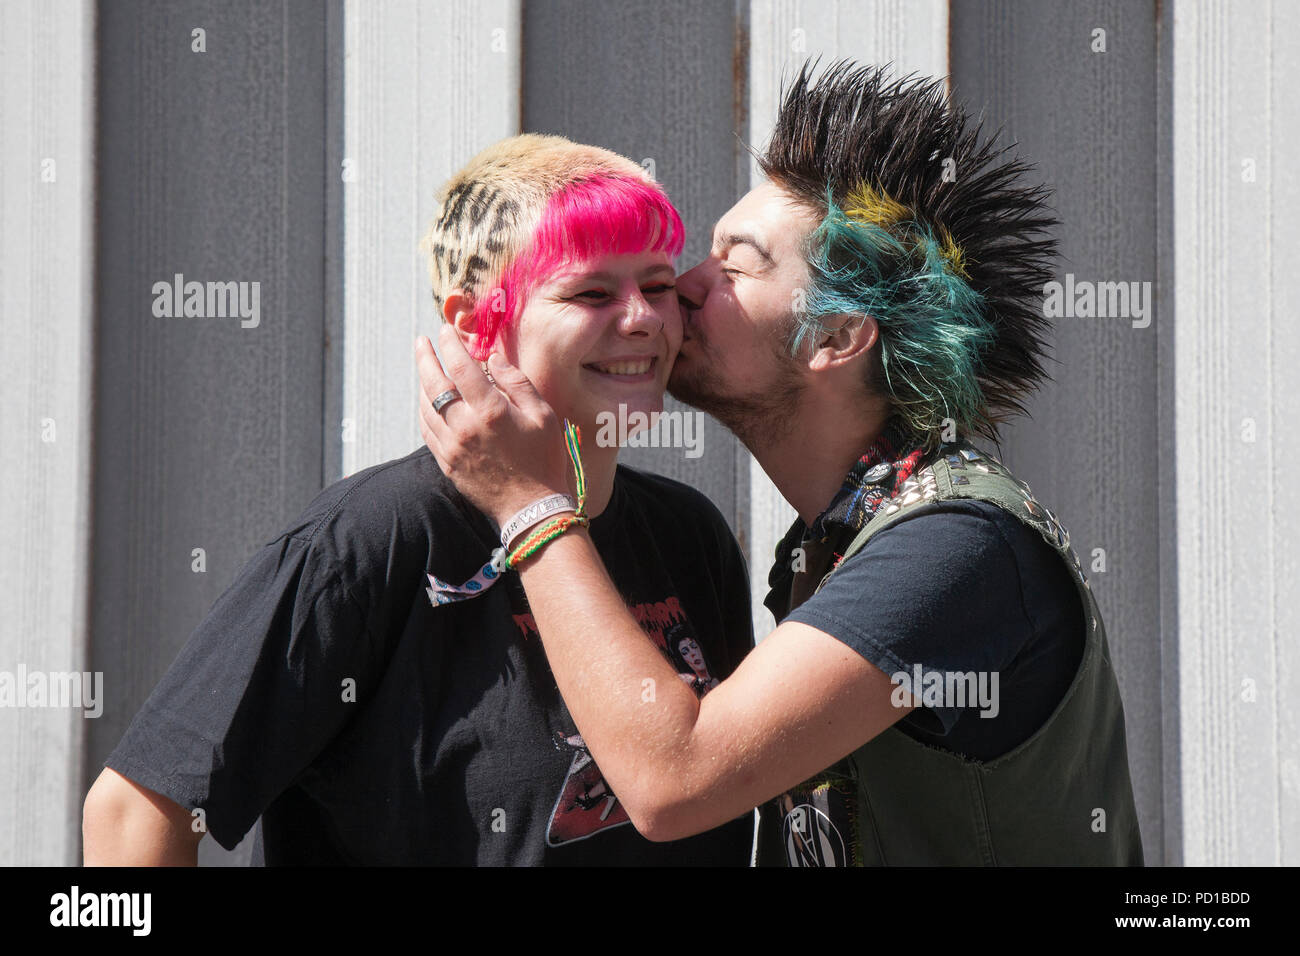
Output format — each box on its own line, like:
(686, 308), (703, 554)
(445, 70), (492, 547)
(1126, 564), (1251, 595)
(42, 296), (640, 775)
(4, 0), (1297, 867)
(1, 0), (95, 869)
(1167, 0), (1300, 866)
(87, 0), (336, 865)
(949, 0), (1168, 863)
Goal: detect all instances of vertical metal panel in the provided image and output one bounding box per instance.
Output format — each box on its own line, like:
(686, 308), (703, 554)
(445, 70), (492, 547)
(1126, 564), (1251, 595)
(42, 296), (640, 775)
(1154, 0), (1182, 867)
(521, 0), (748, 536)
(340, 0), (520, 478)
(88, 0), (334, 866)
(951, 0), (1163, 862)
(0, 0), (95, 867)
(749, 0), (948, 133)
(1171, 0), (1299, 866)
(746, 1), (948, 639)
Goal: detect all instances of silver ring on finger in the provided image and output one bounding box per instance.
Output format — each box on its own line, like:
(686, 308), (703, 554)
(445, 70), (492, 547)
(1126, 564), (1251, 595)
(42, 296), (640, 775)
(432, 388), (463, 415)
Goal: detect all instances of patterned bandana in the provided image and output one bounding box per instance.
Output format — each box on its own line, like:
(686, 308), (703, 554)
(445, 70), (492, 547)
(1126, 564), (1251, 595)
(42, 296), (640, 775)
(764, 413), (934, 620)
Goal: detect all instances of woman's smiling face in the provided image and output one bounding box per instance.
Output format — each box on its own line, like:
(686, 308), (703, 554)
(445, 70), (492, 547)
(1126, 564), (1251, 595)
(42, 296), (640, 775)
(494, 249), (683, 433)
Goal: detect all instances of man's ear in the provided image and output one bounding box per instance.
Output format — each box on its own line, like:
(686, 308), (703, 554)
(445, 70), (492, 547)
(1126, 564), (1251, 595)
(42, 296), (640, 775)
(441, 289), (480, 351)
(808, 313), (879, 372)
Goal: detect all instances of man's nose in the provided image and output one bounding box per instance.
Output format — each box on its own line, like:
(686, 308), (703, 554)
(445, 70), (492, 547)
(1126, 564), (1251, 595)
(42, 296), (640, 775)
(675, 260), (708, 311)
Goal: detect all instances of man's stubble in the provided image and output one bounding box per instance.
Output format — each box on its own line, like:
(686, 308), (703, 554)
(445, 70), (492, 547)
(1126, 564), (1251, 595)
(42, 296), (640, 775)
(667, 314), (807, 451)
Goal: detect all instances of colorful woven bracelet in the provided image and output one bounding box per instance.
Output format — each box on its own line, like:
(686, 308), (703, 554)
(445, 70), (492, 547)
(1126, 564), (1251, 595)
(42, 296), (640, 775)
(506, 512), (589, 569)
(499, 493), (579, 550)
(425, 420), (589, 605)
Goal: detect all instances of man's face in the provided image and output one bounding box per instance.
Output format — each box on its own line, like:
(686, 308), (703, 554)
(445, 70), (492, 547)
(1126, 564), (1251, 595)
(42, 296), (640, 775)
(668, 180), (822, 444)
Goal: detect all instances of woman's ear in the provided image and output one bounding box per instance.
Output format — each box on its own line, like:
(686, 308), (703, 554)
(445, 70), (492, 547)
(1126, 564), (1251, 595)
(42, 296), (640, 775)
(441, 289), (480, 351)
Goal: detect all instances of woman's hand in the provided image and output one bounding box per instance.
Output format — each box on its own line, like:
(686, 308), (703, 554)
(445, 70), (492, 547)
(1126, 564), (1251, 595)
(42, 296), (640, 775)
(415, 325), (572, 527)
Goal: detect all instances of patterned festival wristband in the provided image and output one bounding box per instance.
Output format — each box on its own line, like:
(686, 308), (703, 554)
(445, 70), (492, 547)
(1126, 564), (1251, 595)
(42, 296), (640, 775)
(425, 546), (509, 606)
(424, 421), (588, 610)
(499, 494), (578, 550)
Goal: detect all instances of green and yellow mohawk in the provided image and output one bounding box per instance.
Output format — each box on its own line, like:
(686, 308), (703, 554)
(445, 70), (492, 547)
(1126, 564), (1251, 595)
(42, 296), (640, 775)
(759, 60), (1061, 446)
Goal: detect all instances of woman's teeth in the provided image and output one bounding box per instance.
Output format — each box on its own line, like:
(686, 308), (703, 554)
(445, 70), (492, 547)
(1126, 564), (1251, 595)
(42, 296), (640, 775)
(591, 359), (653, 376)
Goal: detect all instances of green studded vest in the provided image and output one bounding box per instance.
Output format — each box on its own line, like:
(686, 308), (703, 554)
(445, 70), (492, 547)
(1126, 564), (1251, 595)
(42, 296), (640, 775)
(755, 440), (1144, 866)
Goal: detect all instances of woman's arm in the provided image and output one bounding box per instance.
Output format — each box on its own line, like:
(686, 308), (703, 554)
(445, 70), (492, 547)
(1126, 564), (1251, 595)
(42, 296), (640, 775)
(83, 768), (205, 866)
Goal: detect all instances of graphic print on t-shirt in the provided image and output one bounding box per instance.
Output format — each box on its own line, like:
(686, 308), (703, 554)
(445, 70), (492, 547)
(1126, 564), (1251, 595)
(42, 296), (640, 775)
(513, 595), (719, 847)
(773, 766), (859, 867)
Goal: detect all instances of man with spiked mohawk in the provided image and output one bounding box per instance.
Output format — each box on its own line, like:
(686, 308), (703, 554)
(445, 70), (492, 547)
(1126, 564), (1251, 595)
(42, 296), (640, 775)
(417, 61), (1144, 866)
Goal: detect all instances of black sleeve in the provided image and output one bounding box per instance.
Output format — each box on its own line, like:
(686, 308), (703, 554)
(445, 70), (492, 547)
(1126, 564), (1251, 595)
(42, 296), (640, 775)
(103, 532), (382, 851)
(782, 500), (1033, 736)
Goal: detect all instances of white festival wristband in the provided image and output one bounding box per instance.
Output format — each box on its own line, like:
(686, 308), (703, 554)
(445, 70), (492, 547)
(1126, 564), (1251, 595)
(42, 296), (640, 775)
(499, 494), (578, 550)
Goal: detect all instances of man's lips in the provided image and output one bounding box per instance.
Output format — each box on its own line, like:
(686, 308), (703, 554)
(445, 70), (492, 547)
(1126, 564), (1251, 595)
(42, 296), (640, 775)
(680, 308), (700, 345)
(583, 356), (658, 382)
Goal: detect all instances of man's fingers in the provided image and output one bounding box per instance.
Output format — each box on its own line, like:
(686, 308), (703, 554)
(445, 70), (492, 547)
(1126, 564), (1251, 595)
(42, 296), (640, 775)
(417, 396), (455, 477)
(486, 350), (551, 419)
(415, 334), (455, 417)
(415, 333), (470, 446)
(436, 323), (498, 407)
(415, 334), (453, 404)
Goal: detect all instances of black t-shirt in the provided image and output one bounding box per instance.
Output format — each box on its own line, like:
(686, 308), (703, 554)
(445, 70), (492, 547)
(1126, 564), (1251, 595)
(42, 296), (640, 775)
(105, 447), (756, 865)
(775, 499), (1085, 761)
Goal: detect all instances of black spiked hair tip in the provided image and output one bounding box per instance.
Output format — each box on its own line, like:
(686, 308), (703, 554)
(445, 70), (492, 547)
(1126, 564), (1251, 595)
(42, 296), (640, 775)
(758, 59), (1062, 439)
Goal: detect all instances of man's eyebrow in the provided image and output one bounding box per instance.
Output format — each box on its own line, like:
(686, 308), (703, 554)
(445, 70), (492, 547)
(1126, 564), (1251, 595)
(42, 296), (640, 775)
(714, 231), (775, 266)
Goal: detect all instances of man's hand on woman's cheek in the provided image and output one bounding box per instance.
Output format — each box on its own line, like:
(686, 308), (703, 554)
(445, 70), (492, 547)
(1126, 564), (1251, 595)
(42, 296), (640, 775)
(415, 326), (572, 526)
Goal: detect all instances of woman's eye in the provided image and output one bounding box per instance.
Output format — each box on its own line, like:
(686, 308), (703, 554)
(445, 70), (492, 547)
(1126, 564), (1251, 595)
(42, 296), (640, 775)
(574, 290), (609, 301)
(643, 283), (676, 295)
(720, 268), (741, 281)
